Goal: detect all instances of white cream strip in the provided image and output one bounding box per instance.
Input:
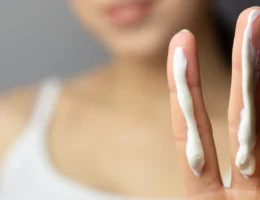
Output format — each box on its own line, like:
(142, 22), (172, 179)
(173, 47), (205, 177)
(235, 10), (260, 177)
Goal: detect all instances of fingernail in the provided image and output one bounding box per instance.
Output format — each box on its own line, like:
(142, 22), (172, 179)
(180, 29), (190, 32)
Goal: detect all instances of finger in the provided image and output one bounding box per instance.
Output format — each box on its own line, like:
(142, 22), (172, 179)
(167, 30), (222, 197)
(229, 7), (260, 189)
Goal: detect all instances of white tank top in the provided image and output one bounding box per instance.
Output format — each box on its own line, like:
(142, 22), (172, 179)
(0, 78), (231, 200)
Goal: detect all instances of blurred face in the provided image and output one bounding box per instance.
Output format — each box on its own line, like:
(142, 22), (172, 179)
(70, 0), (207, 59)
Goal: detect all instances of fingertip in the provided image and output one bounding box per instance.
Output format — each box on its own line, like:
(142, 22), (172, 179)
(236, 7), (260, 27)
(232, 7), (260, 71)
(234, 7), (260, 47)
(167, 30), (199, 92)
(168, 29), (196, 52)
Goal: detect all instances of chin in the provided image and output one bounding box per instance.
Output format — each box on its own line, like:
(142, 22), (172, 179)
(107, 31), (172, 60)
(70, 0), (207, 61)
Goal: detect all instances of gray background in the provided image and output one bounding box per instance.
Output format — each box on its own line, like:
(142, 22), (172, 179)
(0, 0), (258, 91)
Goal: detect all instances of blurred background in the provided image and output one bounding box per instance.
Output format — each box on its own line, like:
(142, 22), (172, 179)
(0, 0), (258, 91)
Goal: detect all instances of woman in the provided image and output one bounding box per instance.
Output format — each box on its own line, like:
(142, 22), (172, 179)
(0, 0), (259, 199)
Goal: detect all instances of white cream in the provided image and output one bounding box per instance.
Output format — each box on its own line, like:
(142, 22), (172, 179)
(235, 10), (260, 177)
(173, 47), (205, 177)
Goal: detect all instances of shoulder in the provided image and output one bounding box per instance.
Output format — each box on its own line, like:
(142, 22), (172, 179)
(0, 84), (38, 161)
(0, 69), (107, 162)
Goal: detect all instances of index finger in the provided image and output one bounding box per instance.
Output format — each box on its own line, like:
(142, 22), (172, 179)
(167, 30), (222, 197)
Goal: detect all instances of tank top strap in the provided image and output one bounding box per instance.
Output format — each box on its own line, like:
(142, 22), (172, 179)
(26, 77), (62, 133)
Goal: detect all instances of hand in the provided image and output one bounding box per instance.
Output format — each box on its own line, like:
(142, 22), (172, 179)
(167, 7), (260, 200)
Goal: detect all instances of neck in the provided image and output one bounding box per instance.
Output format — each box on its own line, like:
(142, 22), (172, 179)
(103, 16), (230, 116)
(109, 53), (168, 95)
(195, 17), (231, 117)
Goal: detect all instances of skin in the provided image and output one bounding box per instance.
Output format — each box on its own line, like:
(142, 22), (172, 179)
(0, 0), (259, 199)
(168, 7), (260, 199)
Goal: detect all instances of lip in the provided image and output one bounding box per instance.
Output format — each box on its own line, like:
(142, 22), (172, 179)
(104, 0), (153, 27)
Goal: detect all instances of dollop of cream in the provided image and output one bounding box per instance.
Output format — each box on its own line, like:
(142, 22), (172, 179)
(235, 10), (260, 177)
(173, 47), (205, 177)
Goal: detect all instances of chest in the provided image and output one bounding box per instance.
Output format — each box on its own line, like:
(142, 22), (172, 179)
(48, 106), (230, 197)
